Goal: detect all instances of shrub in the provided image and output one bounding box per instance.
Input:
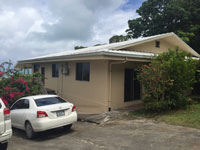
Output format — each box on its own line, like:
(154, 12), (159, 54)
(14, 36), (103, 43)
(138, 49), (197, 111)
(0, 61), (43, 106)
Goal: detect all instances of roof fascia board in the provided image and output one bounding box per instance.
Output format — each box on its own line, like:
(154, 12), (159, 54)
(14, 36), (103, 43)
(172, 33), (200, 57)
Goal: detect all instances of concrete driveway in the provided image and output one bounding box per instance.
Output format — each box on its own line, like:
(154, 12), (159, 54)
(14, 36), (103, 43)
(8, 119), (200, 150)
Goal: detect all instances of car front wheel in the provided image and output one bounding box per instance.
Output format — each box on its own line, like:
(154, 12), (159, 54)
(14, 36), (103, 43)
(25, 122), (35, 139)
(0, 142), (8, 150)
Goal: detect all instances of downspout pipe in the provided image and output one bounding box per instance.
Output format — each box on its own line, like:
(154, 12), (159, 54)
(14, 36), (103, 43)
(108, 57), (127, 111)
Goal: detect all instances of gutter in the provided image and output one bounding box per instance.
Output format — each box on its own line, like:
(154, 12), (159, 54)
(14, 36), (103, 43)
(108, 57), (127, 111)
(16, 50), (154, 65)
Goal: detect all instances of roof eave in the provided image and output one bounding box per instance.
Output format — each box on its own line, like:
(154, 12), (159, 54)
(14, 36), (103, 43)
(15, 51), (154, 68)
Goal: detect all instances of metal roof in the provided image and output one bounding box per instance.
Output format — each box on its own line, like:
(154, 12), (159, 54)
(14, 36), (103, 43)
(17, 32), (200, 64)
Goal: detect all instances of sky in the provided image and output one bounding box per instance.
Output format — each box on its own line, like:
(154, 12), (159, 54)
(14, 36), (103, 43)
(0, 0), (146, 63)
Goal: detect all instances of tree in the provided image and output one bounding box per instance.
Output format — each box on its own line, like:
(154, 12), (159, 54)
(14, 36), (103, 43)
(74, 44), (106, 50)
(94, 44), (106, 46)
(74, 46), (87, 50)
(0, 61), (43, 106)
(126, 0), (200, 53)
(109, 35), (130, 43)
(138, 49), (197, 111)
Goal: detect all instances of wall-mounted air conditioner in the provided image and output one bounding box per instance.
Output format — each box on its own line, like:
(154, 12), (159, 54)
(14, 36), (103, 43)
(61, 63), (69, 75)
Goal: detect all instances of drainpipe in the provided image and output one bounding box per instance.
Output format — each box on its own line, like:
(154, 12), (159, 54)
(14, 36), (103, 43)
(108, 57), (127, 111)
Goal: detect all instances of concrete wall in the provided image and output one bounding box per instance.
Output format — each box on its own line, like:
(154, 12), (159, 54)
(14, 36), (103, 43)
(125, 39), (176, 54)
(36, 60), (147, 113)
(28, 39), (180, 113)
(38, 60), (109, 114)
(110, 61), (146, 110)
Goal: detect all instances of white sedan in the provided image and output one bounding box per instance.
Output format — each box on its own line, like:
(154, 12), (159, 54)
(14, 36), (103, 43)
(10, 95), (77, 139)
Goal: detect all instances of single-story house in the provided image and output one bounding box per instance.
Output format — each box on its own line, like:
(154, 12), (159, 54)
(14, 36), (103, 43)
(15, 32), (200, 114)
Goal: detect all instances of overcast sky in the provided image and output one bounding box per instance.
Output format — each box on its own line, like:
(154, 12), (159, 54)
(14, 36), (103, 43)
(0, 0), (145, 63)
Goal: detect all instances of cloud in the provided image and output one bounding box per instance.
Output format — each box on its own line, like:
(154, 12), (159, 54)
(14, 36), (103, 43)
(0, 0), (140, 63)
(29, 0), (125, 42)
(91, 9), (137, 45)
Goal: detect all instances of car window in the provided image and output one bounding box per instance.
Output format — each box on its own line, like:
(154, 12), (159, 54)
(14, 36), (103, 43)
(23, 99), (29, 109)
(12, 100), (24, 110)
(12, 99), (29, 110)
(34, 97), (67, 107)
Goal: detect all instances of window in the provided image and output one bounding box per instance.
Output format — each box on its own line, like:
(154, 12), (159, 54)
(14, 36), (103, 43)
(34, 97), (67, 107)
(76, 62), (90, 81)
(11, 99), (29, 110)
(24, 68), (32, 74)
(33, 64), (40, 73)
(155, 41), (160, 48)
(52, 64), (59, 77)
(23, 99), (30, 109)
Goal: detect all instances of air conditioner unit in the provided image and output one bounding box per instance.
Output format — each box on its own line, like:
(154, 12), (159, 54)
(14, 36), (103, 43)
(61, 63), (69, 75)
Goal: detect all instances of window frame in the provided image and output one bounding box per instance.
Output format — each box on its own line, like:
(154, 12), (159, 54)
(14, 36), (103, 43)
(33, 64), (40, 73)
(52, 64), (59, 78)
(76, 62), (90, 81)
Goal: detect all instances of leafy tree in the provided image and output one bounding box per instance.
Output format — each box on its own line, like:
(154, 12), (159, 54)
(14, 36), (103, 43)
(0, 61), (43, 106)
(109, 35), (130, 43)
(74, 44), (106, 50)
(126, 0), (200, 53)
(94, 44), (106, 46)
(74, 46), (87, 50)
(138, 49), (197, 111)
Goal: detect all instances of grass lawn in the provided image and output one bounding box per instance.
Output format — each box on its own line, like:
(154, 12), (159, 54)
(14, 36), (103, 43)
(128, 103), (200, 129)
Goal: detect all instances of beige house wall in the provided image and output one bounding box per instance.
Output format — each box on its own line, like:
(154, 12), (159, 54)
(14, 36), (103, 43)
(38, 60), (109, 114)
(125, 39), (176, 54)
(25, 39), (179, 113)
(16, 33), (200, 114)
(110, 61), (146, 110)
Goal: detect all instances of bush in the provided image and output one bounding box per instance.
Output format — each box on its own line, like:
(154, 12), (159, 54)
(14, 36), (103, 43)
(0, 61), (43, 106)
(138, 49), (197, 111)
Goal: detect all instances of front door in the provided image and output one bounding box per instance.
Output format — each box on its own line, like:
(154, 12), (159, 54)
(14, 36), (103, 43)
(124, 69), (141, 102)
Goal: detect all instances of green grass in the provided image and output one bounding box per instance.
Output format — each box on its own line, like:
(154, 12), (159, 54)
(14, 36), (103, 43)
(128, 103), (200, 129)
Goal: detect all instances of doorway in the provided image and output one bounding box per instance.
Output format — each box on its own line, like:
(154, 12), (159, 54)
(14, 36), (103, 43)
(124, 69), (141, 102)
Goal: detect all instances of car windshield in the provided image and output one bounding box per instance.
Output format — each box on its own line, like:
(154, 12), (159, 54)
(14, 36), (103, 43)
(34, 97), (67, 107)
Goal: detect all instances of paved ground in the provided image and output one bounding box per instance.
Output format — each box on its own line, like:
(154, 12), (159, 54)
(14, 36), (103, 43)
(8, 118), (200, 150)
